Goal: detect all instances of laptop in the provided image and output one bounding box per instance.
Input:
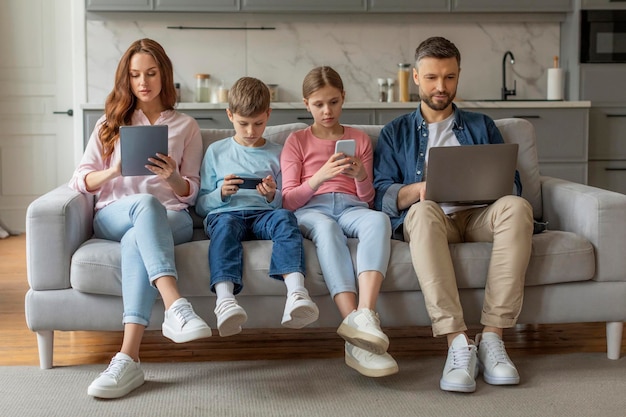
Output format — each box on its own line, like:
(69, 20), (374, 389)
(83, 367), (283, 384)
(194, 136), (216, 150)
(120, 125), (168, 176)
(424, 143), (519, 205)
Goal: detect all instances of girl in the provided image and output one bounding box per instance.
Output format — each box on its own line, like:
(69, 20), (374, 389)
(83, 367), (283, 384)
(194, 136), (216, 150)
(69, 38), (211, 399)
(281, 66), (397, 378)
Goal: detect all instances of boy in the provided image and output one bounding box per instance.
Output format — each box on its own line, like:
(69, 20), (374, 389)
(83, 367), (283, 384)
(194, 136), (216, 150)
(196, 77), (319, 337)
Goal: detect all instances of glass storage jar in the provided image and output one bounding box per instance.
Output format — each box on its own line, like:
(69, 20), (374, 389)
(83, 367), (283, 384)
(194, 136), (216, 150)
(195, 73), (210, 103)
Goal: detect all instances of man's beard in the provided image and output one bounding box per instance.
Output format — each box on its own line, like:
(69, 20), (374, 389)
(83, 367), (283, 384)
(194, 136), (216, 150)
(419, 89), (455, 111)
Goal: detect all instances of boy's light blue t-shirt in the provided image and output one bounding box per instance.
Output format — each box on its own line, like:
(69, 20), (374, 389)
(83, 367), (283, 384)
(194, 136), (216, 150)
(195, 136), (282, 218)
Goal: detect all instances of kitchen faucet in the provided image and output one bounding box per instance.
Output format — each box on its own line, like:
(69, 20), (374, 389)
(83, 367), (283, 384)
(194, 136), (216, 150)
(501, 51), (516, 100)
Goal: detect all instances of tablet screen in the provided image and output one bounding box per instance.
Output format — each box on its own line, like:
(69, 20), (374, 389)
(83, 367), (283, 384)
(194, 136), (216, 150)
(120, 125), (168, 176)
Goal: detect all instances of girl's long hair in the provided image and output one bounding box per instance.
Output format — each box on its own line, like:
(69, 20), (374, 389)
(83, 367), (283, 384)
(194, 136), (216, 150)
(99, 38), (176, 159)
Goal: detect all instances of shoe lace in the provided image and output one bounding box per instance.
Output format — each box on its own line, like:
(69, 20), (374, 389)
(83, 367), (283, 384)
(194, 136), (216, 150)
(483, 338), (511, 364)
(290, 290), (308, 302)
(450, 345), (476, 370)
(215, 299), (237, 316)
(361, 309), (381, 327)
(101, 356), (131, 381)
(171, 302), (195, 326)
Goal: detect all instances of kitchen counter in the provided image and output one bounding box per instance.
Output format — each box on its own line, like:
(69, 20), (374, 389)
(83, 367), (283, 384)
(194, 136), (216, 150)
(81, 100), (591, 111)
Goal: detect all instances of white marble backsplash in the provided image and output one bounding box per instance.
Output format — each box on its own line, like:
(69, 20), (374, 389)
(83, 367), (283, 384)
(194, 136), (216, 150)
(86, 13), (560, 104)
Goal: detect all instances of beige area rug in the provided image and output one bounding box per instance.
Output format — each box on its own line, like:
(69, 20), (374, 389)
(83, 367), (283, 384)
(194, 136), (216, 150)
(1, 353), (626, 417)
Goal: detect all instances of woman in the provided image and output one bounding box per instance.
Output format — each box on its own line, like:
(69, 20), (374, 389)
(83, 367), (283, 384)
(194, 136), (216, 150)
(69, 38), (211, 399)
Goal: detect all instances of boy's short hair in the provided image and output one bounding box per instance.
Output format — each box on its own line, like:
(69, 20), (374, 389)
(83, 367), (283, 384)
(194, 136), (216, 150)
(228, 77), (271, 117)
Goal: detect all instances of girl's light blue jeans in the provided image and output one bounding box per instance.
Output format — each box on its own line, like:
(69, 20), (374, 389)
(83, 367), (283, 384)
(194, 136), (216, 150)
(93, 194), (193, 326)
(294, 193), (391, 298)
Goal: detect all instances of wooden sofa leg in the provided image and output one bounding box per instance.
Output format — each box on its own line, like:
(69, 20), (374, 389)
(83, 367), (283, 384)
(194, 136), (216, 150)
(37, 330), (54, 369)
(606, 322), (623, 360)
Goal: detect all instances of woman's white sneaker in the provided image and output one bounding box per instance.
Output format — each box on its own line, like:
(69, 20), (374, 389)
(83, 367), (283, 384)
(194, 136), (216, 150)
(162, 298), (212, 343)
(87, 352), (144, 399)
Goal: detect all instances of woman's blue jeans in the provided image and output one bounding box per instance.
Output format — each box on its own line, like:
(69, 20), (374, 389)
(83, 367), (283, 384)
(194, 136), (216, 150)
(204, 209), (305, 295)
(93, 194), (193, 326)
(295, 193), (391, 298)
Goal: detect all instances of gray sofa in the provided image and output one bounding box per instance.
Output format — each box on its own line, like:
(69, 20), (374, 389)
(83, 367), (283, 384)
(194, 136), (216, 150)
(26, 119), (626, 369)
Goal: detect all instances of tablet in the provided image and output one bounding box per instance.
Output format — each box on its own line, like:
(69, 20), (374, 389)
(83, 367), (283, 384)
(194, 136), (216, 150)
(120, 125), (168, 176)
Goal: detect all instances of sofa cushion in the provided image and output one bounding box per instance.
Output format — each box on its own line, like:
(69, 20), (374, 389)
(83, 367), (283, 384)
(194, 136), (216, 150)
(71, 230), (595, 298)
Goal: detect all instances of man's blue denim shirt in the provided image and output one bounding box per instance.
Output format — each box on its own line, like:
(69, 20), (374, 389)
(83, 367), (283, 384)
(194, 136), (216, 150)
(373, 103), (522, 238)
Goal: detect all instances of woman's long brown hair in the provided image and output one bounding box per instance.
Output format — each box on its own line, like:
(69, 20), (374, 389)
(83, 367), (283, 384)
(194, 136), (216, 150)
(99, 38), (177, 160)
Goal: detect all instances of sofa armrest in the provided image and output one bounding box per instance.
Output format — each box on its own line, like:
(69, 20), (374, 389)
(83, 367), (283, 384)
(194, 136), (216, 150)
(541, 176), (626, 282)
(26, 184), (94, 290)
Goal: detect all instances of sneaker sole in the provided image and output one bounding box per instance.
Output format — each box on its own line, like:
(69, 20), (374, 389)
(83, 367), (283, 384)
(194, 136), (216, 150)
(218, 310), (248, 337)
(482, 373), (520, 385)
(87, 374), (145, 399)
(337, 322), (389, 355)
(281, 304), (319, 329)
(439, 379), (476, 393)
(162, 325), (213, 343)
(345, 354), (399, 378)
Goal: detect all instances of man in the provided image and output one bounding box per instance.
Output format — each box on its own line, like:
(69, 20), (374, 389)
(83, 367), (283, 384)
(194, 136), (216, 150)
(373, 36), (534, 393)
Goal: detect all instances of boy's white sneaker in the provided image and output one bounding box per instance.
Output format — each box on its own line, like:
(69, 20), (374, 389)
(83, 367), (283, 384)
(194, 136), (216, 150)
(87, 352), (144, 399)
(344, 342), (399, 378)
(476, 332), (520, 385)
(440, 334), (478, 393)
(337, 309), (389, 355)
(215, 298), (248, 337)
(281, 290), (319, 329)
(162, 298), (212, 343)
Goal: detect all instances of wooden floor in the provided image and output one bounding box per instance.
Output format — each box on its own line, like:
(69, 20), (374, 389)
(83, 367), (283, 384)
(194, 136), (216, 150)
(2, 233), (624, 367)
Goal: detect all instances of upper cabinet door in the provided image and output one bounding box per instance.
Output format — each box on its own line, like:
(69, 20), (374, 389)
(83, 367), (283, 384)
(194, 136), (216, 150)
(86, 0), (153, 11)
(155, 0), (240, 12)
(368, 0), (449, 12)
(451, 0), (572, 13)
(241, 0), (367, 12)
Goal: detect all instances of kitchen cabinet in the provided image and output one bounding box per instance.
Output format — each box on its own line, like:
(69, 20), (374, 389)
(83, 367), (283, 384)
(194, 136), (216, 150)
(582, 0), (626, 10)
(580, 65), (626, 105)
(86, 0), (153, 11)
(242, 0), (366, 12)
(155, 0), (239, 12)
(587, 107), (626, 194)
(367, 0), (449, 12)
(451, 0), (572, 12)
(82, 109), (233, 149)
(467, 107), (589, 184)
(581, 65), (626, 194)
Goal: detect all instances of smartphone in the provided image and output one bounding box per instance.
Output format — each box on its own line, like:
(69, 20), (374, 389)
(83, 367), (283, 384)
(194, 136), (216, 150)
(238, 177), (264, 189)
(335, 139), (356, 157)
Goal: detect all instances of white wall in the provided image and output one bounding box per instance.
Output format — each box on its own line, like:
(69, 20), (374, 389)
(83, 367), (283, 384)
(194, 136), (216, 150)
(86, 12), (562, 104)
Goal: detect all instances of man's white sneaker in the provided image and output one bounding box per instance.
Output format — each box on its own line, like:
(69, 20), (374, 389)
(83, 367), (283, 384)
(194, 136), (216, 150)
(337, 309), (389, 355)
(214, 298), (248, 337)
(344, 342), (399, 378)
(281, 290), (319, 329)
(87, 352), (144, 399)
(476, 332), (520, 385)
(440, 334), (478, 393)
(162, 298), (212, 343)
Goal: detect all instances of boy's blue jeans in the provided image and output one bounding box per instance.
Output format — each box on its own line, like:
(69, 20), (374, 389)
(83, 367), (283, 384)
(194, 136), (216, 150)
(93, 194), (193, 326)
(204, 209), (305, 294)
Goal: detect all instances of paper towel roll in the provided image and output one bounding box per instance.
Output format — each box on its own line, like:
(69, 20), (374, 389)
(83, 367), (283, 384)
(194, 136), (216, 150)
(547, 68), (564, 100)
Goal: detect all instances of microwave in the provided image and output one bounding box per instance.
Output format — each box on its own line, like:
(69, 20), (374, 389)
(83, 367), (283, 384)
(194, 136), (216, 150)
(581, 10), (626, 62)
